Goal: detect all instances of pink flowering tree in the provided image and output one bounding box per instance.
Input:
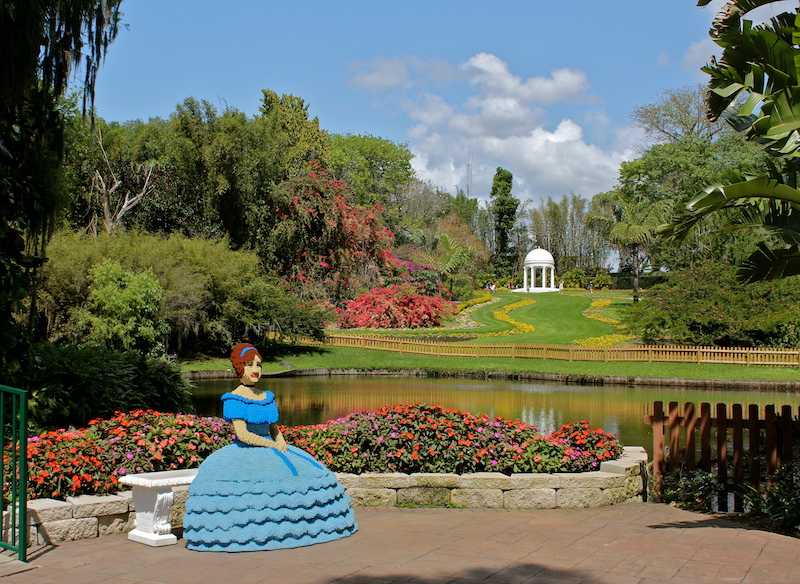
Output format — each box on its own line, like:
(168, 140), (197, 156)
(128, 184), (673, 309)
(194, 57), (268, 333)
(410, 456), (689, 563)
(253, 165), (395, 302)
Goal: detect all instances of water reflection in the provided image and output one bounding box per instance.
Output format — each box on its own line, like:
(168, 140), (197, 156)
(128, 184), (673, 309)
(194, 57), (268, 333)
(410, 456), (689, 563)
(189, 375), (800, 457)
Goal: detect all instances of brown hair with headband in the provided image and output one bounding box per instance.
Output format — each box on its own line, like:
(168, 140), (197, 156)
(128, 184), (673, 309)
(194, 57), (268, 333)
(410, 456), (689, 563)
(230, 343), (263, 378)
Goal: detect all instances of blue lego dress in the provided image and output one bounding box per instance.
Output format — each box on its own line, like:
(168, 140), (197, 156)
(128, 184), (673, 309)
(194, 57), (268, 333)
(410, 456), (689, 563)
(183, 392), (358, 552)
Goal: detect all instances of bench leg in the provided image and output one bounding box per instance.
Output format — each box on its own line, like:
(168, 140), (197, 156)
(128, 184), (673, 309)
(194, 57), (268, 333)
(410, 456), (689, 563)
(127, 485), (177, 546)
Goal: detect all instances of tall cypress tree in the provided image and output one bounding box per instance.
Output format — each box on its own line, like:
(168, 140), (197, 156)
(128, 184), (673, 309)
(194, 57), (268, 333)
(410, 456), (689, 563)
(489, 167), (520, 276)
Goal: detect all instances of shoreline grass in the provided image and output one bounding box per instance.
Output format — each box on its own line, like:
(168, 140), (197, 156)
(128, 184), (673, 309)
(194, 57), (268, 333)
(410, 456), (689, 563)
(180, 344), (800, 383)
(178, 290), (800, 385)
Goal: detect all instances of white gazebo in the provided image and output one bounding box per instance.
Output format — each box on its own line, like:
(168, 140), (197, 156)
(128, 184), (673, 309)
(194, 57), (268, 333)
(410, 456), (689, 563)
(516, 247), (558, 293)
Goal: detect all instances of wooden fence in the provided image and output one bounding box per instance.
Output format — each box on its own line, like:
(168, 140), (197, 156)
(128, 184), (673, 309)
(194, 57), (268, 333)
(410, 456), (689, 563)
(645, 401), (799, 512)
(303, 334), (800, 367)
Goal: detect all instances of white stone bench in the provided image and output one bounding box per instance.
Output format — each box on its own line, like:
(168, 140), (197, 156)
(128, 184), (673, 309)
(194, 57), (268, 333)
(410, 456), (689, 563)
(119, 469), (198, 546)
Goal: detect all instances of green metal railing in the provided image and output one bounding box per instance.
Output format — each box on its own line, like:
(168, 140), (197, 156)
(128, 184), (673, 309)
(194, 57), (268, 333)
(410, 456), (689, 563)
(0, 385), (28, 562)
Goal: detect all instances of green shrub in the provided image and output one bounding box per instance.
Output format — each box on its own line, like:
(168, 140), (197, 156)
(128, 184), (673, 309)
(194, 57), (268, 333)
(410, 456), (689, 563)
(22, 343), (194, 430)
(656, 466), (721, 512)
(75, 260), (169, 358)
(561, 268), (587, 289)
(622, 261), (800, 347)
(744, 460), (800, 528)
(449, 275), (476, 302)
(592, 270), (613, 290)
(33, 231), (329, 357)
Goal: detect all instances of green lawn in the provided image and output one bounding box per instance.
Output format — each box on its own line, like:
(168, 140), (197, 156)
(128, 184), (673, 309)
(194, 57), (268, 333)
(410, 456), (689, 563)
(178, 290), (800, 383)
(181, 345), (800, 384)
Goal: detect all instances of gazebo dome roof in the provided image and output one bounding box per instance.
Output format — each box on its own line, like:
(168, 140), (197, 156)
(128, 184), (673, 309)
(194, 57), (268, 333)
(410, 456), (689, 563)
(524, 247), (554, 266)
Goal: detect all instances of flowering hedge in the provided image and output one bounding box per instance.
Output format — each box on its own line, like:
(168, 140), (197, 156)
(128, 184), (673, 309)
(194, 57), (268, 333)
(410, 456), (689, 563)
(5, 406), (623, 502)
(336, 285), (456, 329)
(280, 404), (622, 475)
(4, 411), (233, 501)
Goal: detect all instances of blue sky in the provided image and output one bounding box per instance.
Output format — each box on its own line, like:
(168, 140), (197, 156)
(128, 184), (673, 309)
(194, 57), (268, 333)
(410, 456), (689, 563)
(93, 1), (792, 205)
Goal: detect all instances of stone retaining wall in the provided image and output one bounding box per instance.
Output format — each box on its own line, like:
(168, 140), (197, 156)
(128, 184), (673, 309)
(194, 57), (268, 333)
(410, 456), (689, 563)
(10, 447), (646, 545)
(338, 446), (646, 509)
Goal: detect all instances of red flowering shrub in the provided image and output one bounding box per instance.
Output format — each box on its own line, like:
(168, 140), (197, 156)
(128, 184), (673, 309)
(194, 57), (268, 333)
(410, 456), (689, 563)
(5, 407), (623, 502)
(280, 404), (622, 475)
(382, 250), (448, 297)
(87, 410), (233, 478)
(9, 430), (113, 500)
(336, 285), (456, 329)
(4, 410), (232, 501)
(548, 420), (624, 472)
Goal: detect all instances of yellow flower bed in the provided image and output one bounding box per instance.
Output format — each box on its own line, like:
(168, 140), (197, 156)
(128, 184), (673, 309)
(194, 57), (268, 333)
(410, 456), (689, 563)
(573, 294), (634, 346)
(573, 333), (636, 347)
(466, 297), (537, 338)
(585, 312), (621, 326)
(455, 293), (492, 314)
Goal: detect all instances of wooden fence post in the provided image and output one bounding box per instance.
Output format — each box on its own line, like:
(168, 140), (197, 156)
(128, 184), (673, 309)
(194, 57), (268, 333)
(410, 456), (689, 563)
(748, 404), (761, 490)
(684, 402), (696, 470)
(766, 405), (778, 476)
(732, 404), (744, 512)
(781, 404), (793, 464)
(652, 401), (665, 502)
(668, 402), (680, 474)
(700, 403), (711, 472)
(716, 403), (728, 512)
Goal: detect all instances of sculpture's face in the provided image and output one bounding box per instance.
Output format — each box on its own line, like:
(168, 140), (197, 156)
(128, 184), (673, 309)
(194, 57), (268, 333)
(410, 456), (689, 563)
(240, 356), (262, 386)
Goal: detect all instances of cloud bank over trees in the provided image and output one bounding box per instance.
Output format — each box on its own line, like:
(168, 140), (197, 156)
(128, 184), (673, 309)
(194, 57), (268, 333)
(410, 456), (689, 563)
(350, 52), (639, 204)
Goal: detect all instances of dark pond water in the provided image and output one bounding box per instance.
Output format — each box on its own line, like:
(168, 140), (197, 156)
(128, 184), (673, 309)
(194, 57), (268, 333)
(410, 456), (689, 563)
(189, 375), (800, 457)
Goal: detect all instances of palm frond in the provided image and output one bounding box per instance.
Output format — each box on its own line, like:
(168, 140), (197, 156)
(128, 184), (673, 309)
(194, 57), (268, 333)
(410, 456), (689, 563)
(737, 242), (800, 282)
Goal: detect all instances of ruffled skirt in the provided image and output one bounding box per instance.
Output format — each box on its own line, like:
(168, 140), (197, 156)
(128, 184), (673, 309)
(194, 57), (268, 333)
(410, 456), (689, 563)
(183, 443), (358, 552)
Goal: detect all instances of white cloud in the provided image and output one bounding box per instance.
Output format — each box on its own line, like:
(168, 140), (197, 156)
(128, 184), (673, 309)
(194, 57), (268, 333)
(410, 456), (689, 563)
(351, 52), (629, 203)
(461, 53), (591, 104)
(349, 57), (410, 91)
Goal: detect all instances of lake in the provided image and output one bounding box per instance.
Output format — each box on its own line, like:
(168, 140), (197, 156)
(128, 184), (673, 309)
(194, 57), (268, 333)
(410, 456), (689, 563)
(189, 375), (800, 456)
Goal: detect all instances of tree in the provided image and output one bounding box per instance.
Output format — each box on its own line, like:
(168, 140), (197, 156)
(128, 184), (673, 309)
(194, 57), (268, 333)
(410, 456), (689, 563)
(0, 0), (122, 379)
(631, 85), (722, 144)
(527, 194), (610, 274)
(88, 131), (159, 235)
(380, 178), (452, 246)
(259, 90), (330, 181)
(76, 261), (169, 357)
(591, 192), (671, 302)
(328, 133), (414, 207)
(252, 166), (394, 303)
(617, 133), (768, 270)
(489, 168), (520, 276)
(409, 233), (476, 293)
(661, 0), (800, 282)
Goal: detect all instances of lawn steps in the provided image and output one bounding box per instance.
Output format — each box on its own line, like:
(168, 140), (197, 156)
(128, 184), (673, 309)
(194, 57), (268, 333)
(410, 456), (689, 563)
(13, 447), (646, 545)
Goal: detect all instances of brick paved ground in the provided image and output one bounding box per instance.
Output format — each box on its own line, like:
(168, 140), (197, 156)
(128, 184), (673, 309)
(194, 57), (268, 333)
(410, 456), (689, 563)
(1, 503), (799, 584)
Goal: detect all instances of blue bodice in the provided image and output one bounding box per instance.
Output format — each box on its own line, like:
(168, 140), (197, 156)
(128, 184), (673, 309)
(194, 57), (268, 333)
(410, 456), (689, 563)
(221, 392), (279, 434)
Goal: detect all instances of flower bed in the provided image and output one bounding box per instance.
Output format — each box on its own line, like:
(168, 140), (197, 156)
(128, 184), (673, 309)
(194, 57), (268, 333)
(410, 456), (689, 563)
(281, 404), (622, 475)
(6, 405), (623, 503)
